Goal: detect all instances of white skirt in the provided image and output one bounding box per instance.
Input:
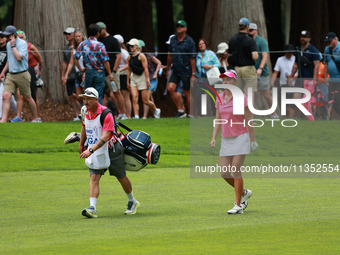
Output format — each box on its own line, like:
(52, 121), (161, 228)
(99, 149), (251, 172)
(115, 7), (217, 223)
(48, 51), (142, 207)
(219, 132), (250, 156)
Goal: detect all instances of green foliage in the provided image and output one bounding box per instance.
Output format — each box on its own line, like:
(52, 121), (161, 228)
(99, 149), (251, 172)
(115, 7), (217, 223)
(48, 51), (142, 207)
(0, 0), (14, 30)
(172, 0), (184, 25)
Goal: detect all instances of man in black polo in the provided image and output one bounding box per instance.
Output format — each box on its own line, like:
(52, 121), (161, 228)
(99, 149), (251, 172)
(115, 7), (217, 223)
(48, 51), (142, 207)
(228, 18), (258, 96)
(96, 22), (127, 120)
(166, 20), (196, 118)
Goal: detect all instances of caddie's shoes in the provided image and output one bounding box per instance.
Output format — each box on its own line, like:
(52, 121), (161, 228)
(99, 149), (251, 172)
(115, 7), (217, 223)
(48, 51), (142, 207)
(64, 132), (80, 144)
(82, 206), (97, 218)
(124, 200), (140, 215)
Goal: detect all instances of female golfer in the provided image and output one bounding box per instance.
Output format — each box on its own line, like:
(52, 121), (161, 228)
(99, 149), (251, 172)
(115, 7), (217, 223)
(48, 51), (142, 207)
(210, 70), (258, 214)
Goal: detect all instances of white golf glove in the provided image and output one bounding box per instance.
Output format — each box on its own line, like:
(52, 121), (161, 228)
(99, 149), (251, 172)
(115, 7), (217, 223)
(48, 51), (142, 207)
(250, 141), (259, 152)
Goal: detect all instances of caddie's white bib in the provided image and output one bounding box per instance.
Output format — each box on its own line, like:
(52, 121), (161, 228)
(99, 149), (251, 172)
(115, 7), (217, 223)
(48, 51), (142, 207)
(84, 112), (110, 169)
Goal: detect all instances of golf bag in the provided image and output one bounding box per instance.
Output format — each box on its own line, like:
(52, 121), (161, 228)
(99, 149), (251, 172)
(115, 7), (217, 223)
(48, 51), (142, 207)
(100, 109), (161, 171)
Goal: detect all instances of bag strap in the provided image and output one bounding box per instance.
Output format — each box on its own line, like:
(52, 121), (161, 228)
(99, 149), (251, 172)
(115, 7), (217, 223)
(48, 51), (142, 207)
(116, 121), (132, 132)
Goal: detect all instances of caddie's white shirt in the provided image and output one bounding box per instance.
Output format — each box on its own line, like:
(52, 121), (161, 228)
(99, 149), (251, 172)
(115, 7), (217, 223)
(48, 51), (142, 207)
(84, 113), (110, 169)
(274, 55), (296, 86)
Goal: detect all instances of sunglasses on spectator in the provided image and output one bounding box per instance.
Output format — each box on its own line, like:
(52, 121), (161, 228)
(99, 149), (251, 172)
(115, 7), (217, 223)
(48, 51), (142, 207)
(176, 24), (185, 28)
(249, 29), (254, 32)
(64, 33), (71, 36)
(16, 30), (24, 34)
(0, 35), (6, 38)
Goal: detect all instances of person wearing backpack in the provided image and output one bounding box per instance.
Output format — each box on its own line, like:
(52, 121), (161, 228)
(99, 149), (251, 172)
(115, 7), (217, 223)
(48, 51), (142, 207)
(324, 32), (340, 115)
(79, 87), (139, 218)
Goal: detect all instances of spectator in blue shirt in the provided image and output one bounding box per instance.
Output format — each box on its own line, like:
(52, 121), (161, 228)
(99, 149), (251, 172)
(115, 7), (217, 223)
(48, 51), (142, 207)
(289, 30), (320, 82)
(0, 25), (39, 123)
(195, 38), (220, 78)
(324, 32), (340, 115)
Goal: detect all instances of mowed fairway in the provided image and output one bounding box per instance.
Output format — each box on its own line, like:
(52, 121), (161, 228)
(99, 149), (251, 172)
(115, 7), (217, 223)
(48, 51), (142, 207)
(1, 119), (340, 254)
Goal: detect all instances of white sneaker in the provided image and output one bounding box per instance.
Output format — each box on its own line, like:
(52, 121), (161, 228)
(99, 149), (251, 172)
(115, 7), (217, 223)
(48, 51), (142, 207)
(154, 108), (161, 119)
(241, 200), (248, 210)
(228, 203), (243, 214)
(73, 116), (80, 121)
(82, 206), (98, 218)
(240, 189), (252, 210)
(124, 200), (140, 215)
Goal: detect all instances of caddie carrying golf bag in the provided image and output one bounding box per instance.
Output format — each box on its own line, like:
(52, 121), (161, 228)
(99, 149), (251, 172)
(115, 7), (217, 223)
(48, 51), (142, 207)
(100, 109), (161, 171)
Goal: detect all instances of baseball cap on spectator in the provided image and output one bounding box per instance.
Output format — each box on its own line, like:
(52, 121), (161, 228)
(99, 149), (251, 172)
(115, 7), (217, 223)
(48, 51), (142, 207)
(219, 70), (238, 80)
(114, 34), (124, 43)
(79, 87), (99, 98)
(127, 38), (140, 47)
(139, 39), (145, 47)
(249, 23), (257, 30)
(239, 18), (250, 26)
(64, 27), (75, 34)
(177, 20), (187, 27)
(284, 44), (295, 52)
(2, 25), (17, 35)
(166, 34), (175, 44)
(300, 30), (311, 37)
(216, 42), (229, 54)
(96, 22), (106, 31)
(324, 32), (337, 42)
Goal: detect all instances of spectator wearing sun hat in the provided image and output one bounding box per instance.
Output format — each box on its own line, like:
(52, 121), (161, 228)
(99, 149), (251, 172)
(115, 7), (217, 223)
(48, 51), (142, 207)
(216, 42), (229, 73)
(228, 18), (258, 96)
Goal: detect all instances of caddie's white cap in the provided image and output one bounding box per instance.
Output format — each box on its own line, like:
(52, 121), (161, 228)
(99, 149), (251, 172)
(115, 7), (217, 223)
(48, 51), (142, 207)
(79, 87), (98, 98)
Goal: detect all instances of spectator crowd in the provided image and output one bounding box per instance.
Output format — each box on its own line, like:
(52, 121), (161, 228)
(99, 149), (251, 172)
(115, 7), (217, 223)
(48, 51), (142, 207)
(1, 18), (340, 122)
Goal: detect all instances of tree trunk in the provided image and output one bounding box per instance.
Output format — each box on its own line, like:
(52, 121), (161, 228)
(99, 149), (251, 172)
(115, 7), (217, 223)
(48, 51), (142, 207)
(155, 0), (174, 64)
(13, 0), (86, 104)
(83, 0), (154, 50)
(290, 0), (328, 51)
(263, 0), (284, 68)
(183, 0), (207, 44)
(202, 0), (268, 53)
(202, 0), (271, 111)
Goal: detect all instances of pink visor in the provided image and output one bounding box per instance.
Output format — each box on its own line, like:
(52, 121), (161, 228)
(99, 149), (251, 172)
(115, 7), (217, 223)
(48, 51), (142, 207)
(219, 70), (237, 80)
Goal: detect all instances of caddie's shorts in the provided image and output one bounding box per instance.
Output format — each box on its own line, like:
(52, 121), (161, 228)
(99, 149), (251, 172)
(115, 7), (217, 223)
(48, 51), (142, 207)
(89, 142), (126, 178)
